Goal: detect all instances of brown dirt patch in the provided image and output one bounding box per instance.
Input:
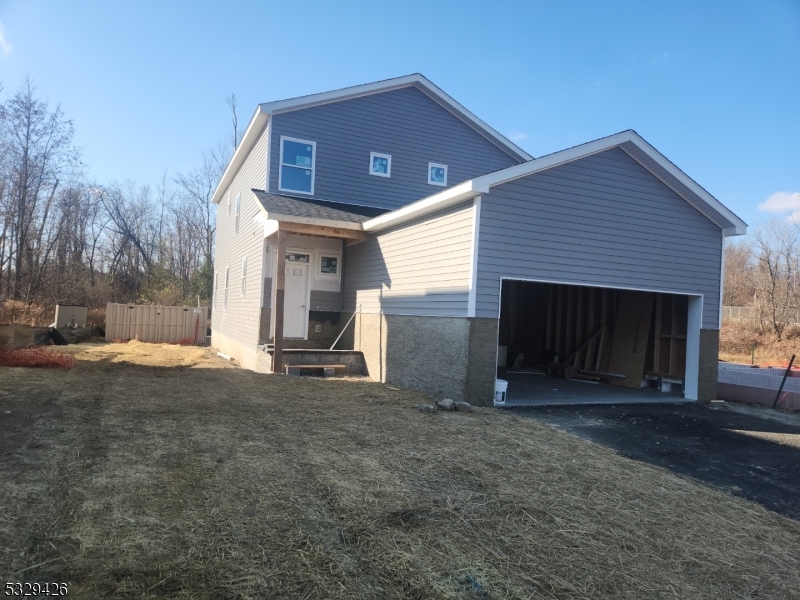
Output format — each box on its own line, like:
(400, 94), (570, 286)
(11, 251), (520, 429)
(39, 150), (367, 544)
(1, 346), (799, 598)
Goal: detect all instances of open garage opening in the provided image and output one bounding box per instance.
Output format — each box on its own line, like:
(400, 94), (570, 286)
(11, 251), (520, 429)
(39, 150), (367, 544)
(496, 279), (701, 406)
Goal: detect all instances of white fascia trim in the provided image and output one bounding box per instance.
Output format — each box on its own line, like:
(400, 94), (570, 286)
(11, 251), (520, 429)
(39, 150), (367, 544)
(619, 133), (747, 236)
(261, 74), (533, 162)
(362, 179), (489, 233)
(472, 130), (747, 236)
(211, 106), (270, 204)
(467, 196), (482, 318)
(262, 212), (364, 231)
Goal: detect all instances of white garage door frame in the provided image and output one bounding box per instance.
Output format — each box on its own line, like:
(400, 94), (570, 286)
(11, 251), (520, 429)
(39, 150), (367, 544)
(496, 277), (703, 401)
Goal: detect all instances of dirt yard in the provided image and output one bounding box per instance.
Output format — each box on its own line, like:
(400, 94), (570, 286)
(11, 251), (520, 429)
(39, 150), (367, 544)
(2, 342), (800, 599)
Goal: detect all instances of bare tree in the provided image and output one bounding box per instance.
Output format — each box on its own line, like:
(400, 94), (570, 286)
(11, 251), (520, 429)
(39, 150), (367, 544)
(0, 77), (80, 299)
(751, 218), (800, 339)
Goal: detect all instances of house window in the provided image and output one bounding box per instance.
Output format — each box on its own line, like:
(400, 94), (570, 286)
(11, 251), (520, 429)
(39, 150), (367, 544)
(279, 136), (316, 194)
(213, 271), (218, 309)
(318, 254), (341, 279)
(428, 163), (448, 187)
(224, 266), (230, 311)
(234, 194), (241, 235)
(369, 152), (391, 178)
(240, 256), (247, 297)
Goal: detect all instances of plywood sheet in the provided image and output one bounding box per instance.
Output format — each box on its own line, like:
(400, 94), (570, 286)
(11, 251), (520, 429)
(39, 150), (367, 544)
(608, 291), (654, 388)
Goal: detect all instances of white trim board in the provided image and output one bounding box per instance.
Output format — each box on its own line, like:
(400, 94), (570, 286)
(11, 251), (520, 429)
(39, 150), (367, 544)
(467, 196), (482, 318)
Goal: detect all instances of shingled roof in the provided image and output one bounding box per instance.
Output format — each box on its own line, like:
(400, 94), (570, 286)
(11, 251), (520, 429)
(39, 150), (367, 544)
(251, 190), (387, 224)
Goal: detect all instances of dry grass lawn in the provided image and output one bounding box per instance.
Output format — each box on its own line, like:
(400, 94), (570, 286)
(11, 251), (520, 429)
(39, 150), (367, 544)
(1, 341), (800, 599)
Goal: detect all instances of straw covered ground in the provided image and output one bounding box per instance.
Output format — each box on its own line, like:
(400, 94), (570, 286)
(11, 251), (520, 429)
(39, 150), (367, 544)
(1, 342), (800, 599)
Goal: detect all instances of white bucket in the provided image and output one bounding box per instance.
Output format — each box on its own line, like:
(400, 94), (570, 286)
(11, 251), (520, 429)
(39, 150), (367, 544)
(494, 379), (508, 406)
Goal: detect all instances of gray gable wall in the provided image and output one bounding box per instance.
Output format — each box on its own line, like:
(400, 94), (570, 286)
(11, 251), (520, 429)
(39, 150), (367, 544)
(476, 147), (723, 329)
(268, 86), (521, 210)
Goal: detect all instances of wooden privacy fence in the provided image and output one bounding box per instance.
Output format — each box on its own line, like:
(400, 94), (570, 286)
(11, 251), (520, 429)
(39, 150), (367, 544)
(105, 303), (208, 344)
(723, 306), (800, 325)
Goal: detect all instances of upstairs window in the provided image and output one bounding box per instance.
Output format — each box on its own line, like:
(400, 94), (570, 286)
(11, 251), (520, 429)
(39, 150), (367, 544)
(428, 163), (448, 187)
(279, 136), (316, 194)
(369, 152), (391, 178)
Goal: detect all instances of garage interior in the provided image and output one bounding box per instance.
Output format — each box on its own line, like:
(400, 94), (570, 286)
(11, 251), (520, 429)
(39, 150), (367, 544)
(497, 280), (691, 406)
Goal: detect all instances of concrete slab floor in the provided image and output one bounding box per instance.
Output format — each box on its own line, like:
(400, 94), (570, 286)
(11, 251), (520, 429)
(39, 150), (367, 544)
(498, 368), (687, 407)
(510, 402), (800, 520)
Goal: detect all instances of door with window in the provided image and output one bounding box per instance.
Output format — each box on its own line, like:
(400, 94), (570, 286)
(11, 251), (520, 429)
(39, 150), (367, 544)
(284, 254), (309, 338)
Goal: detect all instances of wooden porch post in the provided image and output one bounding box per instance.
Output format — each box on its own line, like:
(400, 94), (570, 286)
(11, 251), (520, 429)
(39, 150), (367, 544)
(273, 229), (287, 374)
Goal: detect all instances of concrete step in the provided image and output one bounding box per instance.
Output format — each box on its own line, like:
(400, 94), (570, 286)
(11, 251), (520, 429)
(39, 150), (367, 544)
(257, 347), (365, 376)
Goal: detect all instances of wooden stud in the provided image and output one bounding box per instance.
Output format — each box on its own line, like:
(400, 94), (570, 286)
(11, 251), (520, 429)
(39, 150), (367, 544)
(565, 287), (574, 357)
(546, 285), (554, 350)
(272, 230), (288, 374)
(653, 295), (662, 373)
(669, 294), (677, 375)
(576, 287), (584, 350)
(556, 285), (564, 355)
(587, 287), (596, 334)
(278, 221), (366, 241)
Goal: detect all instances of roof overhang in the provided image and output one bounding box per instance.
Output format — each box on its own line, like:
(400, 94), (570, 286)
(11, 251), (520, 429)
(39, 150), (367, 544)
(252, 202), (366, 242)
(362, 130), (748, 237)
(211, 74), (532, 204)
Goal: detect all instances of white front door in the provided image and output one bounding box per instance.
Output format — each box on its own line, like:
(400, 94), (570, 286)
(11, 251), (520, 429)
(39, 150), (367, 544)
(284, 261), (309, 338)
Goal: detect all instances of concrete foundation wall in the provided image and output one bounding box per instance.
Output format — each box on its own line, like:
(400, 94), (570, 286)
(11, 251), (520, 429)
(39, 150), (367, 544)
(699, 329), (720, 403)
(211, 329), (259, 371)
(352, 313), (499, 405)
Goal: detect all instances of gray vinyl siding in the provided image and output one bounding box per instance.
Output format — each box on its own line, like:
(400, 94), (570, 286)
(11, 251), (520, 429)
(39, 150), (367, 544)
(268, 86), (520, 211)
(212, 123), (269, 347)
(476, 147), (723, 329)
(343, 201), (474, 316)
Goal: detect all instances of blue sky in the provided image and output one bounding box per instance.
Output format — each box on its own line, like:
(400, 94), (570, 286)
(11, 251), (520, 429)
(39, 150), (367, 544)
(1, 0), (798, 231)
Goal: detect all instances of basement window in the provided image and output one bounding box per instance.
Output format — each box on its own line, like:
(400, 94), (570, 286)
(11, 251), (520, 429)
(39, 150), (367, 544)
(369, 152), (391, 178)
(428, 162), (447, 187)
(279, 136), (316, 194)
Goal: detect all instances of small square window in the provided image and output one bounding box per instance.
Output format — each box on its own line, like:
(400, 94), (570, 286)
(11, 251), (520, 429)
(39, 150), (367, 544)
(369, 152), (391, 178)
(428, 163), (447, 187)
(320, 256), (338, 275)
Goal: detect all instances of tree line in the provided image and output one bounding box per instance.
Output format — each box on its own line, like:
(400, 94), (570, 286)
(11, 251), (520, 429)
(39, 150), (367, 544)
(0, 77), (239, 314)
(724, 218), (800, 340)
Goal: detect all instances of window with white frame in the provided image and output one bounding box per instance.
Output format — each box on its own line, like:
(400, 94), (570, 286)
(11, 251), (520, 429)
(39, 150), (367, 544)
(212, 271), (218, 309)
(428, 163), (448, 187)
(234, 194), (241, 235)
(318, 253), (340, 279)
(369, 152), (391, 178)
(240, 256), (247, 297)
(223, 266), (230, 311)
(279, 136), (316, 194)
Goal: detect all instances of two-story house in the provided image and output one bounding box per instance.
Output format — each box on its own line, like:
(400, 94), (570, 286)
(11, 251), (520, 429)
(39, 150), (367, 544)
(210, 74), (746, 406)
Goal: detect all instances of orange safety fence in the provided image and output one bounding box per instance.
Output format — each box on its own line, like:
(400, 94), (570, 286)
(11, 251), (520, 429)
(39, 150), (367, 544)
(0, 346), (75, 369)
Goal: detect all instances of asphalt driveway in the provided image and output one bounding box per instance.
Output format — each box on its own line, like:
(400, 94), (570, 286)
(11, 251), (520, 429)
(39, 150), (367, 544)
(512, 402), (800, 520)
